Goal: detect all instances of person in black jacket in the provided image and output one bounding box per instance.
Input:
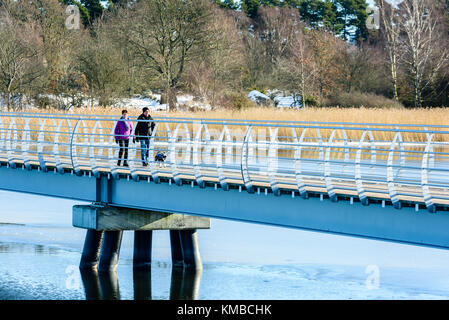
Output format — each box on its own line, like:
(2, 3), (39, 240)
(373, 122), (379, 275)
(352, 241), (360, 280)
(134, 107), (155, 166)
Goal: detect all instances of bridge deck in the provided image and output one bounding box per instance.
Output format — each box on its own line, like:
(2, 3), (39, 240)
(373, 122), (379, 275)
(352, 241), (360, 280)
(2, 156), (449, 207)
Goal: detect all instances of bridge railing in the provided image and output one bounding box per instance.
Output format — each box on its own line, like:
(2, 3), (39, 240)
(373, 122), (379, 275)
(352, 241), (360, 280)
(0, 112), (449, 212)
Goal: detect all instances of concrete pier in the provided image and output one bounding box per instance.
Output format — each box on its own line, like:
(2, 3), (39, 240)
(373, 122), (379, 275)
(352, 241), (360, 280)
(170, 230), (185, 268)
(73, 204), (210, 272)
(98, 231), (123, 272)
(180, 230), (202, 271)
(73, 204), (211, 231)
(133, 230), (153, 271)
(79, 230), (104, 270)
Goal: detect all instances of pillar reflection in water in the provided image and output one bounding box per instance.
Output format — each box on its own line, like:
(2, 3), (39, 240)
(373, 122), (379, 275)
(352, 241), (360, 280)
(133, 269), (152, 300)
(80, 266), (202, 300)
(170, 267), (202, 300)
(80, 269), (101, 300)
(99, 271), (121, 300)
(80, 269), (120, 300)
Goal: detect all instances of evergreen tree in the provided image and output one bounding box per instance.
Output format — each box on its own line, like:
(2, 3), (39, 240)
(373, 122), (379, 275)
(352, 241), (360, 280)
(223, 0), (368, 42)
(215, 0), (239, 10)
(242, 0), (260, 18)
(298, 0), (341, 33)
(335, 0), (368, 41)
(260, 0), (282, 6)
(80, 0), (104, 23)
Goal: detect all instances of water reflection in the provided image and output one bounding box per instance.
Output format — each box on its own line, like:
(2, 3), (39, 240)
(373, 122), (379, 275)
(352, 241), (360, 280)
(170, 268), (201, 300)
(34, 245), (45, 254)
(80, 269), (102, 300)
(0, 242), (61, 255)
(80, 267), (202, 300)
(133, 270), (152, 300)
(99, 272), (121, 300)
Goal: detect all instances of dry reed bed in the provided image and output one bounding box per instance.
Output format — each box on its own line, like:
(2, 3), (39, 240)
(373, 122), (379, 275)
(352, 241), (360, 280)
(2, 107), (449, 144)
(23, 106), (449, 141)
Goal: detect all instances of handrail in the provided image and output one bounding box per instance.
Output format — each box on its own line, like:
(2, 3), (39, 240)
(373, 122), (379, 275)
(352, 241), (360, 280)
(0, 112), (448, 213)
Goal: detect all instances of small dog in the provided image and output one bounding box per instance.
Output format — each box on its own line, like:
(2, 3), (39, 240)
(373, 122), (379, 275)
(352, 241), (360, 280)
(155, 152), (167, 167)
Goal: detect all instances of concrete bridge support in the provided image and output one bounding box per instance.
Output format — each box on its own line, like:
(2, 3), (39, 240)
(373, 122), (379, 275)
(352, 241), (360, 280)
(79, 230), (104, 270)
(170, 230), (185, 268)
(99, 231), (123, 272)
(179, 230), (202, 271)
(170, 230), (202, 271)
(133, 230), (153, 271)
(73, 204), (210, 272)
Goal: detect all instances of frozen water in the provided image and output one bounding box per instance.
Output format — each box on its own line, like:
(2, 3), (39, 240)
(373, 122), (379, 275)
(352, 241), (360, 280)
(1, 190), (449, 300)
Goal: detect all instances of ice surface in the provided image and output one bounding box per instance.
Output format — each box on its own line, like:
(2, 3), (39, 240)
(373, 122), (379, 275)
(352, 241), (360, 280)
(1, 190), (449, 299)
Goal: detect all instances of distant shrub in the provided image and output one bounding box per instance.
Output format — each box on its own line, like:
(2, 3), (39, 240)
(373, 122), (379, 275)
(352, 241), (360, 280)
(34, 95), (53, 108)
(303, 94), (319, 107)
(229, 92), (257, 110)
(325, 91), (404, 109)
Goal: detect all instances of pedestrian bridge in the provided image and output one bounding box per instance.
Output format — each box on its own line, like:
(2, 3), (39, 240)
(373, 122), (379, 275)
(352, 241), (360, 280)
(0, 112), (449, 249)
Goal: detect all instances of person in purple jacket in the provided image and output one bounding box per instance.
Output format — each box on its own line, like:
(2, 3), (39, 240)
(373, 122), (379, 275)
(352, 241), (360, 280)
(114, 110), (133, 167)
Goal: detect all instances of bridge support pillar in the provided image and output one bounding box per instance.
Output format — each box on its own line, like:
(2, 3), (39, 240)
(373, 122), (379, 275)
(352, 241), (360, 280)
(79, 229), (104, 270)
(179, 230), (202, 271)
(170, 230), (184, 268)
(133, 230), (153, 271)
(98, 230), (123, 272)
(73, 204), (210, 272)
(170, 230), (202, 271)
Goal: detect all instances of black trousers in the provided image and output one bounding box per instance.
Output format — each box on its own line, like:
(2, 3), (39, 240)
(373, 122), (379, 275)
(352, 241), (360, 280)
(118, 139), (129, 163)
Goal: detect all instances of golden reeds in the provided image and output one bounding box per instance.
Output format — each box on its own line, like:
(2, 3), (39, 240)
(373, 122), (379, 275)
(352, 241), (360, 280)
(29, 106), (449, 141)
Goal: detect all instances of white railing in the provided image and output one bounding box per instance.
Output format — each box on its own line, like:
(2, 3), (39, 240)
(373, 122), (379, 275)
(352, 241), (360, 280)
(0, 112), (448, 212)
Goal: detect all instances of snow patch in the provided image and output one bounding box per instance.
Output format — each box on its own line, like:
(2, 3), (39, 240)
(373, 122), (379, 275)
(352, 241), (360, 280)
(248, 90), (270, 105)
(122, 97), (167, 112)
(249, 90), (302, 108)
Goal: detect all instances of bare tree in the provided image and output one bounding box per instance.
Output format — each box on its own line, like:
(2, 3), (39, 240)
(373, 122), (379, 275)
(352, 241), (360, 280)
(308, 30), (346, 103)
(257, 7), (302, 65)
(121, 0), (213, 111)
(242, 30), (269, 90)
(377, 0), (401, 102)
(399, 0), (448, 107)
(276, 29), (317, 108)
(30, 0), (87, 109)
(77, 24), (127, 108)
(186, 7), (245, 107)
(0, 8), (43, 110)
